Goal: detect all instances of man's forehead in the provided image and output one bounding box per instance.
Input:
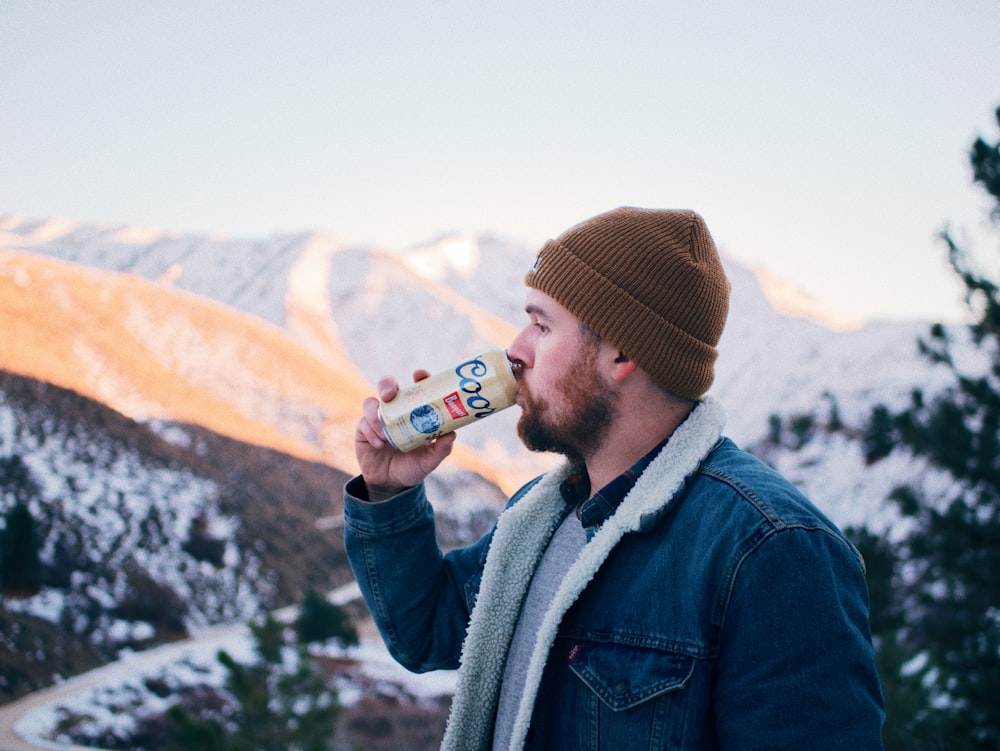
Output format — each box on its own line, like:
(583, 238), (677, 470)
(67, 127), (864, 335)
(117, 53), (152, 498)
(524, 288), (572, 319)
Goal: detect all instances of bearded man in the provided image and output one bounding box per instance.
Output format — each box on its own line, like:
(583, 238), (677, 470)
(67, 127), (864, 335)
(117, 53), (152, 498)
(345, 207), (886, 751)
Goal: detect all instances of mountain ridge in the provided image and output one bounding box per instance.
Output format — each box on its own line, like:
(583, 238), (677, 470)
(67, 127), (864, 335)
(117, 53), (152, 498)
(1, 211), (956, 505)
(0, 241), (528, 494)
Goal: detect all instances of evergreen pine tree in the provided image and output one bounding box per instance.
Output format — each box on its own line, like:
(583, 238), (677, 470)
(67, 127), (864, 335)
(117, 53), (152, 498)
(0, 502), (42, 596)
(296, 589), (359, 648)
(875, 104), (1000, 749)
(0, 455), (43, 595)
(164, 613), (340, 751)
(163, 705), (228, 751)
(862, 404), (897, 464)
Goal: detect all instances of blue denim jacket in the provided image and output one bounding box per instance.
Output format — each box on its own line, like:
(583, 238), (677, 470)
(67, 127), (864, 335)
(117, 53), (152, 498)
(345, 400), (885, 750)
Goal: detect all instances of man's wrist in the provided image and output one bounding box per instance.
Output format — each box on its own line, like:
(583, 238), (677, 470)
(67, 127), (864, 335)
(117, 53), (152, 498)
(364, 481), (412, 503)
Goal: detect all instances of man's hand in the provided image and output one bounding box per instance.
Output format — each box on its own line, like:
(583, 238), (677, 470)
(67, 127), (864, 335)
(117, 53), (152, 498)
(354, 370), (457, 501)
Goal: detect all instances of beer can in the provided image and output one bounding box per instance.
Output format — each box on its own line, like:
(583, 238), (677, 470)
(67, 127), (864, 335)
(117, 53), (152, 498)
(378, 349), (519, 452)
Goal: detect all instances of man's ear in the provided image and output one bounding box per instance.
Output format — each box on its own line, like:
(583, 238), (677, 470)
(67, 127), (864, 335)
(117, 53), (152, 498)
(610, 351), (637, 382)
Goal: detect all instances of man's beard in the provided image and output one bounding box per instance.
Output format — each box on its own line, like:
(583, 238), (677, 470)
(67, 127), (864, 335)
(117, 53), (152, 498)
(516, 345), (617, 463)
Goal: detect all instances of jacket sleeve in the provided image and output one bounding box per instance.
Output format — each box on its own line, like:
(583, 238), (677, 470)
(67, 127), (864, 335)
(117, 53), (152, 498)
(342, 475), (494, 673)
(712, 526), (886, 749)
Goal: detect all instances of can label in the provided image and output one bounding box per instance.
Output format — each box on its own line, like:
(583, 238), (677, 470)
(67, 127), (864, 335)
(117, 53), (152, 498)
(378, 350), (518, 452)
(443, 392), (468, 420)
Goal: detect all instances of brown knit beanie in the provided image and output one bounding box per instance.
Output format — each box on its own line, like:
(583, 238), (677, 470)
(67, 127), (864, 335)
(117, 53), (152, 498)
(524, 207), (730, 400)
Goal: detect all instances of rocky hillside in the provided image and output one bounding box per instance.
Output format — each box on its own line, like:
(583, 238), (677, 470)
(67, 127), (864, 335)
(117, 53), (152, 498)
(0, 369), (354, 701)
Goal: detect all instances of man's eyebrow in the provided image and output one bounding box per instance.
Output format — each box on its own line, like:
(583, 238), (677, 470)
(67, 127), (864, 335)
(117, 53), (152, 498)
(525, 303), (547, 317)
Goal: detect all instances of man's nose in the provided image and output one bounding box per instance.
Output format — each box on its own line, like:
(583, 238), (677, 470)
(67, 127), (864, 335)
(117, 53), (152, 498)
(507, 327), (533, 370)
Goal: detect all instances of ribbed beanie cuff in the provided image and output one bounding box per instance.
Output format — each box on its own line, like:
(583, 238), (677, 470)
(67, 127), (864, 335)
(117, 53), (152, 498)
(524, 207), (730, 400)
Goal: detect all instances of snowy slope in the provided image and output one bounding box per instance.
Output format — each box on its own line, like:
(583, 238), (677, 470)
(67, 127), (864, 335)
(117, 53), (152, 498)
(0, 218), (550, 491)
(0, 375), (264, 694)
(0, 212), (958, 524)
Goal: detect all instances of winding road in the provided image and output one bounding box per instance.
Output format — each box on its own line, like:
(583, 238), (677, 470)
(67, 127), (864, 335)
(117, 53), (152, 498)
(0, 583), (362, 751)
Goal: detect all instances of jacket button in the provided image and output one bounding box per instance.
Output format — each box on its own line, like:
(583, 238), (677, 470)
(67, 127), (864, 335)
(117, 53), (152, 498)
(613, 679), (630, 696)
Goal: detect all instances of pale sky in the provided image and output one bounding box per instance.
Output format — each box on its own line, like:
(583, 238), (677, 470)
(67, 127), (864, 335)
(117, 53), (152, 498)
(2, 1), (998, 324)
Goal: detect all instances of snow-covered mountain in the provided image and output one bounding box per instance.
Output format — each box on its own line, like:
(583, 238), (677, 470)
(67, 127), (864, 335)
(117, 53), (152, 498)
(1, 212), (957, 527)
(0, 212), (971, 749)
(0, 218), (551, 495)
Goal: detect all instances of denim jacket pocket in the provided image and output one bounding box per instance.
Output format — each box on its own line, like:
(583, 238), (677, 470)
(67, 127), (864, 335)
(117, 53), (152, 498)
(568, 641), (696, 711)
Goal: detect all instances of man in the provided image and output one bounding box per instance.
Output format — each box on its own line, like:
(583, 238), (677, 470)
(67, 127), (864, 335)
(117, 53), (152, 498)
(345, 207), (885, 750)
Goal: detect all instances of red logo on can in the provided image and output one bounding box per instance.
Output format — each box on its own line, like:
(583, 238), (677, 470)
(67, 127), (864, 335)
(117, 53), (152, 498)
(443, 391), (469, 419)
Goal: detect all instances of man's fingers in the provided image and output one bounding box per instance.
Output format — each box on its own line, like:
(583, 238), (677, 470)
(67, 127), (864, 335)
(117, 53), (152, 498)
(355, 416), (385, 450)
(376, 376), (400, 402)
(358, 396), (388, 447)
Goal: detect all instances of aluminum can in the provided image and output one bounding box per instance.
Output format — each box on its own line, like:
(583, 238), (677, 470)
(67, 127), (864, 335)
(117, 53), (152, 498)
(378, 349), (518, 452)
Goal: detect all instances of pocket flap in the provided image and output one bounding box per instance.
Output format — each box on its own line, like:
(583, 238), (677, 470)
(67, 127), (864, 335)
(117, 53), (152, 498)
(568, 642), (696, 711)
